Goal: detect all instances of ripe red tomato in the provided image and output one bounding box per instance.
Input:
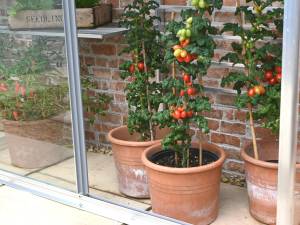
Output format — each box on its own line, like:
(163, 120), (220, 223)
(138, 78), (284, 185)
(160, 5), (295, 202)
(128, 64), (135, 73)
(186, 82), (193, 86)
(180, 90), (185, 96)
(275, 66), (282, 73)
(276, 72), (282, 81)
(12, 111), (18, 120)
(187, 88), (196, 96)
(177, 57), (184, 63)
(180, 111), (187, 119)
(269, 78), (277, 85)
(173, 110), (181, 120)
(184, 54), (193, 63)
(264, 70), (273, 81)
(187, 111), (193, 118)
(183, 74), (190, 83)
(20, 86), (26, 97)
(180, 39), (190, 48)
(15, 82), (20, 94)
(177, 107), (184, 112)
(137, 62), (145, 72)
(248, 88), (255, 97)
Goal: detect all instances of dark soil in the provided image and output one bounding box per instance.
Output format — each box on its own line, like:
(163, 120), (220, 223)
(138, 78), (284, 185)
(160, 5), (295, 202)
(266, 160), (279, 163)
(150, 148), (219, 168)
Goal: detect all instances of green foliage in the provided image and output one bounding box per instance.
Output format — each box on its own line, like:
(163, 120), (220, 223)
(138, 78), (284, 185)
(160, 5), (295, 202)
(81, 76), (111, 125)
(0, 38), (68, 121)
(220, 0), (283, 134)
(75, 0), (101, 8)
(119, 0), (165, 141)
(154, 2), (221, 167)
(9, 0), (55, 15)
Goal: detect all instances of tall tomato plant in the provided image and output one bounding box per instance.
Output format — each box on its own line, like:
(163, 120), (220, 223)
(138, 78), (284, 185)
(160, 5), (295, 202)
(220, 0), (283, 159)
(119, 0), (165, 141)
(155, 0), (223, 168)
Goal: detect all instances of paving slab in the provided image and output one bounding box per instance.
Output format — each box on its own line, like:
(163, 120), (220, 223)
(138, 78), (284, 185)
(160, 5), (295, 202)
(29, 172), (150, 210)
(0, 186), (122, 225)
(212, 183), (263, 225)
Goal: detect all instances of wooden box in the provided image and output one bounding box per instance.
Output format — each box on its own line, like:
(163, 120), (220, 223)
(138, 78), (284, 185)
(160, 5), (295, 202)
(8, 4), (112, 30)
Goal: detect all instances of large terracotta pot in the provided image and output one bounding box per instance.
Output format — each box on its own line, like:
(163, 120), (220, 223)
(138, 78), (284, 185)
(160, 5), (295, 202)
(142, 142), (226, 225)
(241, 140), (300, 224)
(2, 114), (73, 169)
(107, 125), (168, 198)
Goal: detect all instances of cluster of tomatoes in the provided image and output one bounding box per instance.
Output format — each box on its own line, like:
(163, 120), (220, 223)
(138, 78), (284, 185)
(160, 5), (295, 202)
(171, 106), (193, 120)
(173, 17), (197, 63)
(264, 65), (282, 85)
(128, 62), (145, 74)
(171, 73), (197, 120)
(191, 0), (207, 9)
(247, 85), (265, 97)
(247, 66), (282, 98)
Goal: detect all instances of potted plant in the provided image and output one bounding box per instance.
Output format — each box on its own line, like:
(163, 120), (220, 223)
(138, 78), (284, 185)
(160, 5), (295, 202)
(0, 39), (72, 169)
(220, 0), (299, 224)
(8, 0), (112, 30)
(107, 0), (168, 198)
(141, 1), (226, 224)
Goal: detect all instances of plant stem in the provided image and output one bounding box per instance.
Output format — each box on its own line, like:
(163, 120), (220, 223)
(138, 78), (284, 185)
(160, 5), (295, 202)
(248, 103), (259, 160)
(142, 41), (154, 141)
(198, 75), (204, 166)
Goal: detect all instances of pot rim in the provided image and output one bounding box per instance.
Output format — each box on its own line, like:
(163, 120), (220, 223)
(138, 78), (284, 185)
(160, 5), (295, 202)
(107, 125), (162, 147)
(241, 142), (300, 169)
(142, 142), (226, 174)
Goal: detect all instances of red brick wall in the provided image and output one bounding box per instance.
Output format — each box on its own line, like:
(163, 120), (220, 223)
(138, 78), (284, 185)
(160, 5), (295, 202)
(79, 0), (282, 186)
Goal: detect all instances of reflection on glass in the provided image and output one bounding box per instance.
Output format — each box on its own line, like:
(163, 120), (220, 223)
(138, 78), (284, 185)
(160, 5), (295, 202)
(0, 0), (76, 191)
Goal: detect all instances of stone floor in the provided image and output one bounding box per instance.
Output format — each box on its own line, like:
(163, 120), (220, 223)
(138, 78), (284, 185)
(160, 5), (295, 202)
(0, 133), (263, 225)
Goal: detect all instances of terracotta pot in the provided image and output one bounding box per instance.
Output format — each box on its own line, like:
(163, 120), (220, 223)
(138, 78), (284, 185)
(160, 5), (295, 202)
(107, 125), (168, 198)
(142, 142), (226, 225)
(241, 140), (300, 224)
(2, 114), (73, 169)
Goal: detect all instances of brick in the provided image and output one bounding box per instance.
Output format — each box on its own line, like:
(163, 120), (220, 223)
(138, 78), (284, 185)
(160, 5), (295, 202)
(110, 81), (126, 91)
(214, 12), (239, 23)
(93, 68), (111, 79)
(235, 110), (247, 121)
(85, 131), (95, 141)
(222, 109), (234, 120)
(84, 56), (95, 66)
(211, 132), (240, 147)
(99, 114), (122, 124)
(215, 93), (236, 106)
(208, 119), (220, 131)
(207, 67), (229, 79)
(91, 44), (116, 55)
(202, 108), (222, 119)
(162, 0), (187, 5)
(221, 121), (246, 135)
(114, 93), (126, 102)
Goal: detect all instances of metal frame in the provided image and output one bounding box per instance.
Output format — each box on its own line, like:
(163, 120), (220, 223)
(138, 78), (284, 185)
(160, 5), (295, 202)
(62, 0), (89, 195)
(277, 1), (300, 224)
(0, 170), (186, 225)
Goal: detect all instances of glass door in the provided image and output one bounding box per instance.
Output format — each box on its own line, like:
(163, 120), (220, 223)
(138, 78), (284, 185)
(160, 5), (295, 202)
(0, 0), (76, 191)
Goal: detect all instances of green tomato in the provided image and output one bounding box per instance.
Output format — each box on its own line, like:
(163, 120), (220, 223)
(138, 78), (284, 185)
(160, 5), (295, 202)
(181, 29), (186, 37)
(191, 0), (199, 6)
(198, 0), (206, 8)
(185, 29), (191, 37)
(187, 17), (193, 24)
(186, 23), (192, 29)
(176, 30), (182, 37)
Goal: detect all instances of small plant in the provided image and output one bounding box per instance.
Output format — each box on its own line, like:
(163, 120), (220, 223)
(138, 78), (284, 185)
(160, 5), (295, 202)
(9, 0), (55, 15)
(154, 0), (223, 168)
(220, 0), (283, 159)
(119, 0), (165, 141)
(81, 76), (111, 125)
(75, 0), (101, 8)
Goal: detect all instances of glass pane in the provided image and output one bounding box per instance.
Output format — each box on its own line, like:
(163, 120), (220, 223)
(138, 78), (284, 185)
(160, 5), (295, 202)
(0, 1), (76, 191)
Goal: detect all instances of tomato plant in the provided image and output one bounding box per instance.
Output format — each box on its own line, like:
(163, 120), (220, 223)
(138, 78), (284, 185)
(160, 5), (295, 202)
(220, 0), (283, 159)
(154, 0), (223, 168)
(119, 0), (166, 141)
